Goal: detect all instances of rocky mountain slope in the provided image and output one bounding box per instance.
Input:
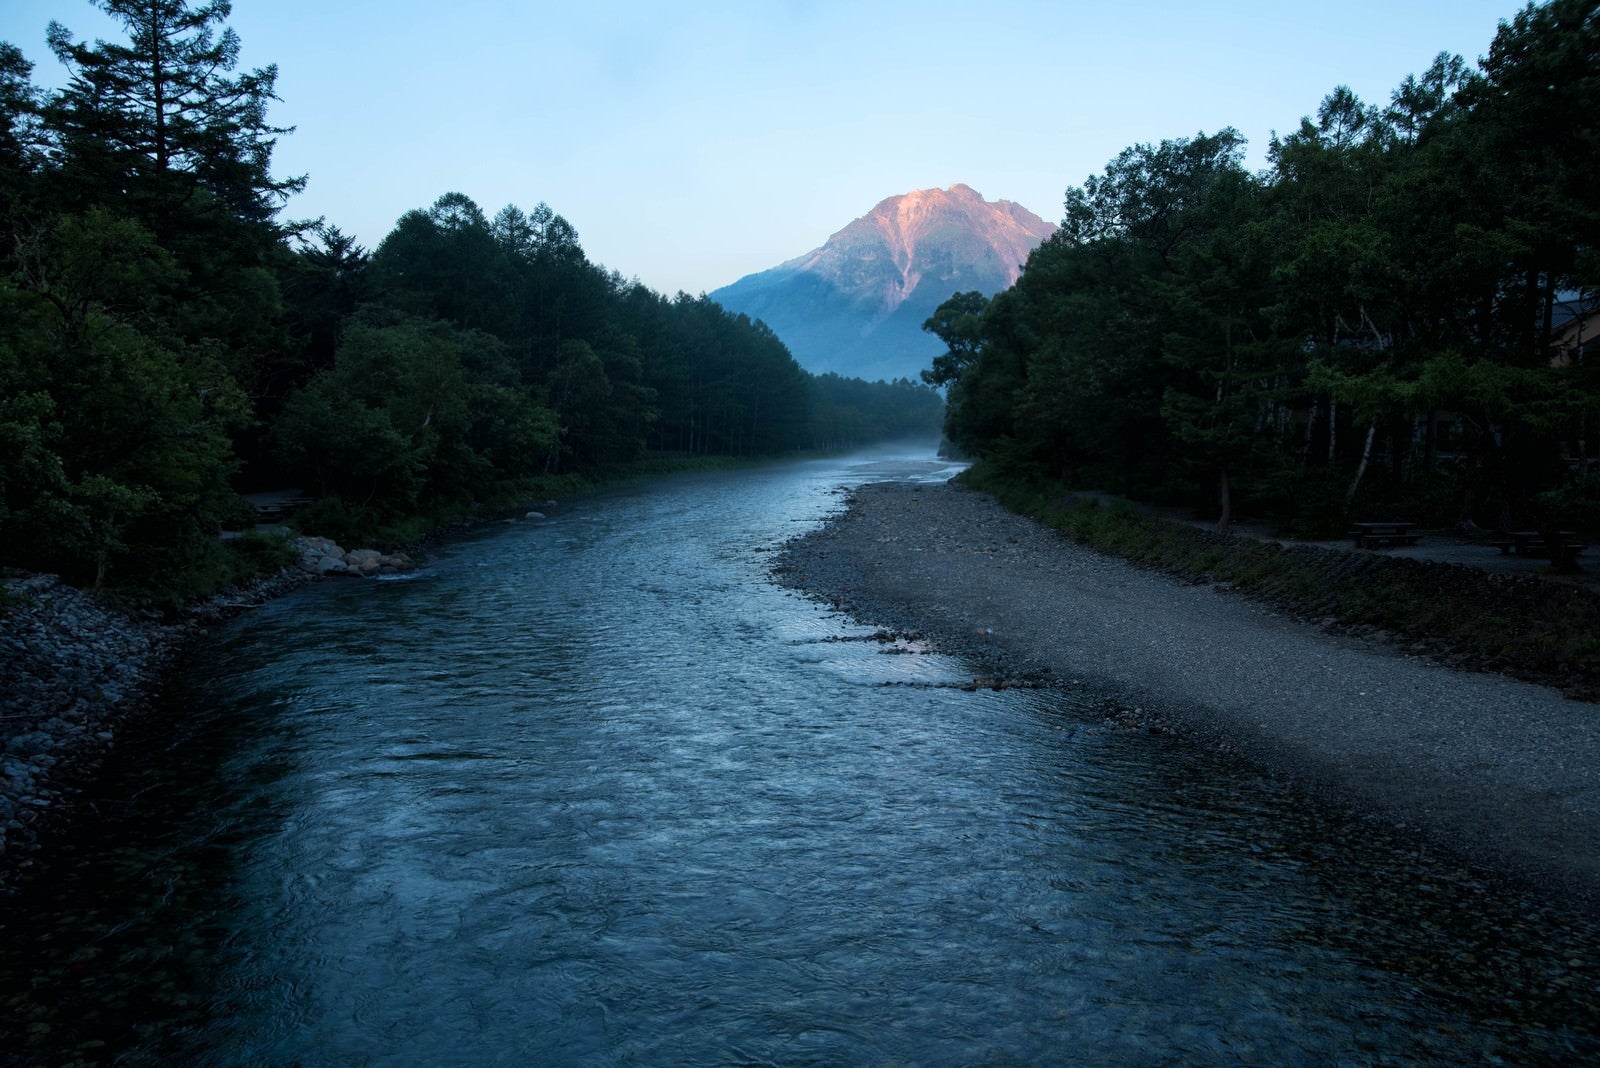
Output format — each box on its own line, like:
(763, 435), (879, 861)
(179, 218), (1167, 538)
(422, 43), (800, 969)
(711, 184), (1056, 382)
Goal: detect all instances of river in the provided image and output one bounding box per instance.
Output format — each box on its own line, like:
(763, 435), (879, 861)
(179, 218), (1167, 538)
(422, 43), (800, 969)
(2, 446), (1598, 1065)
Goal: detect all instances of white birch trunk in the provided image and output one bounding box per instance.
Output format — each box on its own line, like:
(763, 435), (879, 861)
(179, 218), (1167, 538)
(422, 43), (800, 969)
(1345, 423), (1378, 505)
(1301, 396), (1320, 468)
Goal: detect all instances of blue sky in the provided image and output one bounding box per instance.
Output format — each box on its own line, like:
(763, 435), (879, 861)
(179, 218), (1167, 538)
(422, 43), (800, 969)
(3, 1), (1520, 296)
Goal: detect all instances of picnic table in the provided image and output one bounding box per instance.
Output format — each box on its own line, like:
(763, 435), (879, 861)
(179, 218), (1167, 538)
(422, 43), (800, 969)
(1351, 521), (1420, 549)
(1493, 530), (1588, 558)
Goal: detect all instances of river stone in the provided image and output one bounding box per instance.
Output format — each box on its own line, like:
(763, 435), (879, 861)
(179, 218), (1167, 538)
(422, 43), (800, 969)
(294, 536), (347, 571)
(297, 535), (345, 557)
(312, 554), (354, 576)
(6, 733), (48, 759)
(345, 549), (384, 575)
(525, 511), (546, 520)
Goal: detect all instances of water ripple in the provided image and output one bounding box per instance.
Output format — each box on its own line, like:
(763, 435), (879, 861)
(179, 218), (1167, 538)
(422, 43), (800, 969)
(3, 448), (1599, 1065)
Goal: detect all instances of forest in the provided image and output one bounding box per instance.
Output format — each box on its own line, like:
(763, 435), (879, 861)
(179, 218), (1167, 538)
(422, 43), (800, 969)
(0, 1), (943, 603)
(926, 0), (1598, 547)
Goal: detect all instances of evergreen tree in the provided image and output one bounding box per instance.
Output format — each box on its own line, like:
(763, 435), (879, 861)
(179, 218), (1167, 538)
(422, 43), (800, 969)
(0, 42), (43, 195)
(44, 0), (304, 231)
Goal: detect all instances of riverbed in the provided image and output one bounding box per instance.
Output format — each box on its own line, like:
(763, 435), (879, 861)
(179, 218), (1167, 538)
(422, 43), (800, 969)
(2, 447), (1597, 1065)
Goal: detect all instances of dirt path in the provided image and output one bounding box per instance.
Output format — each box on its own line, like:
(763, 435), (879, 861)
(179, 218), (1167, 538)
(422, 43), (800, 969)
(776, 480), (1600, 901)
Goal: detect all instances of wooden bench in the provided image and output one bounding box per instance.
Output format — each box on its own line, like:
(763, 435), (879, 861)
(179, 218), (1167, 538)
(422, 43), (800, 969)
(248, 494), (314, 520)
(1494, 531), (1587, 558)
(1350, 521), (1421, 549)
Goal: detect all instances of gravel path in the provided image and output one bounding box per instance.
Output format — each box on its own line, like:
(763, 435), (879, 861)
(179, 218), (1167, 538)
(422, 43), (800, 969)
(775, 480), (1600, 901)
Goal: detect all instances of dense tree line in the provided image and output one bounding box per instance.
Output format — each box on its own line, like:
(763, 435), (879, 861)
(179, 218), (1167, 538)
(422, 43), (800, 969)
(0, 1), (942, 601)
(928, 0), (1598, 548)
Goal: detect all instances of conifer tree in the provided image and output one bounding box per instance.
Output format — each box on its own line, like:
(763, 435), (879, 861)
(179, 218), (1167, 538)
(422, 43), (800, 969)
(46, 0), (304, 228)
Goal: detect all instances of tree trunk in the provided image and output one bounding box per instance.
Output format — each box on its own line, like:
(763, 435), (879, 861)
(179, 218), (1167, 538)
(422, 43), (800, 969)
(1300, 396), (1320, 468)
(1541, 271), (1556, 354)
(1526, 267), (1543, 355)
(1459, 480), (1479, 530)
(150, 9), (168, 173)
(1406, 415), (1423, 482)
(1345, 423), (1378, 505)
(1216, 466), (1232, 536)
(1541, 519), (1582, 575)
(1328, 392), (1338, 465)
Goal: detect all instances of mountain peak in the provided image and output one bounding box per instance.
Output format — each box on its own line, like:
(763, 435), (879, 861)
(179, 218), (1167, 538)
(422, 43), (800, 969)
(712, 186), (1055, 381)
(797, 185), (1056, 318)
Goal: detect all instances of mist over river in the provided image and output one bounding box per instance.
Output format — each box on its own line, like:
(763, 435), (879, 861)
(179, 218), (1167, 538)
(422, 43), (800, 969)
(3, 446), (1598, 1065)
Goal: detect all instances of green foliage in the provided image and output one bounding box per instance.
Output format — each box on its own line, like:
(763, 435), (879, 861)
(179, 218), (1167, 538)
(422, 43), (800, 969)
(936, 1), (1600, 538)
(369, 193), (512, 334)
(0, 1), (298, 603)
(222, 527), (295, 576)
(1539, 472), (1600, 536)
(808, 374), (944, 449)
(2, 3), (945, 604)
(920, 290), (989, 389)
(272, 312), (554, 517)
(281, 495), (431, 550)
(0, 42), (44, 186)
(44, 0), (304, 228)
(0, 207), (249, 594)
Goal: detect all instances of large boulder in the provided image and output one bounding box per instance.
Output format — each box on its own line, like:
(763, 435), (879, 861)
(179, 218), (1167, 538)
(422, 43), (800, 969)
(291, 536), (413, 578)
(344, 548), (384, 576)
(294, 536), (353, 576)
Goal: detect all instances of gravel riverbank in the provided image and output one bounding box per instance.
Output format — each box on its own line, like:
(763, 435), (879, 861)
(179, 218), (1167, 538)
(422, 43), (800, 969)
(775, 480), (1600, 902)
(0, 527), (426, 895)
(0, 575), (178, 891)
(0, 567), (315, 896)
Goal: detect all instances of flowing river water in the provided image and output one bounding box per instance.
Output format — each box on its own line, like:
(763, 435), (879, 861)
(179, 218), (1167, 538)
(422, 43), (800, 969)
(3, 446), (1598, 1065)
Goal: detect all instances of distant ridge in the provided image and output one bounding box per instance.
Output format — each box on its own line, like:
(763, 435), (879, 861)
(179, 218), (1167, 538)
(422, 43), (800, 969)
(711, 184), (1056, 382)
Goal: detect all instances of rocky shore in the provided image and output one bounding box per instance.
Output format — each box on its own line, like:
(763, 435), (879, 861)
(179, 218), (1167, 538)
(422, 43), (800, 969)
(0, 535), (412, 895)
(774, 480), (1600, 902)
(1, 574), (176, 891)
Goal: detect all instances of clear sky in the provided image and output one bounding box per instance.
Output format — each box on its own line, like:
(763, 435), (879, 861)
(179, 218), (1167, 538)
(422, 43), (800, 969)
(3, 0), (1521, 296)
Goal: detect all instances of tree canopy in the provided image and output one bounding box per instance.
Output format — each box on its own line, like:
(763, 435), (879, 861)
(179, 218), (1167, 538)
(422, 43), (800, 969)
(929, 0), (1600, 544)
(0, 1), (943, 601)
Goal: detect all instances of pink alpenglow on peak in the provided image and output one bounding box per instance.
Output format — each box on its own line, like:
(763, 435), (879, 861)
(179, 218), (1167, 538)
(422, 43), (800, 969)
(712, 186), (1055, 382)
